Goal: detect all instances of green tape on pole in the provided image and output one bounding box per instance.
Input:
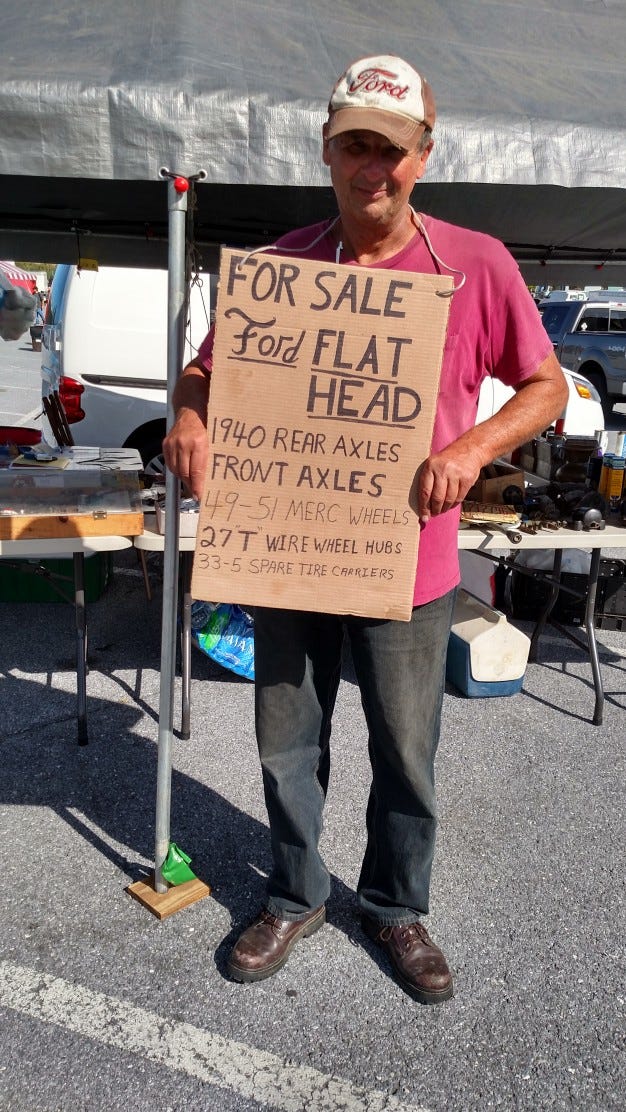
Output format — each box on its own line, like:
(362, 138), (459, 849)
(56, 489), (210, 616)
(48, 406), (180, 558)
(161, 842), (197, 886)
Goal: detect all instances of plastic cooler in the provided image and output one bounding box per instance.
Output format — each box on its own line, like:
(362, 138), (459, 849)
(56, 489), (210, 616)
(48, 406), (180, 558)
(0, 553), (112, 603)
(446, 589), (531, 697)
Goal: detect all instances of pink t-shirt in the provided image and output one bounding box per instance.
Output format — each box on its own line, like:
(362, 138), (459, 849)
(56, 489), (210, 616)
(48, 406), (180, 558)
(198, 215), (552, 607)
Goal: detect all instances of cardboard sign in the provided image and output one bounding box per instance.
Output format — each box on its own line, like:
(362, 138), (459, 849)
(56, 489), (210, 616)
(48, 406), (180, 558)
(191, 247), (452, 620)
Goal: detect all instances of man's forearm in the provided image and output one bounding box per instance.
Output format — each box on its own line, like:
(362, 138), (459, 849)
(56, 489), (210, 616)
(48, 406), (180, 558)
(456, 368), (569, 472)
(416, 354), (569, 522)
(172, 361), (211, 423)
(163, 359), (212, 499)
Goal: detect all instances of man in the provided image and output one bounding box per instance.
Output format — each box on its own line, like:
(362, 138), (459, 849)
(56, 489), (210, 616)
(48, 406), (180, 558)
(164, 55), (567, 1005)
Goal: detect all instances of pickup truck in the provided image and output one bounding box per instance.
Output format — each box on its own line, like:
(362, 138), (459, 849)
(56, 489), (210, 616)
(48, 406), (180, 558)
(540, 299), (626, 418)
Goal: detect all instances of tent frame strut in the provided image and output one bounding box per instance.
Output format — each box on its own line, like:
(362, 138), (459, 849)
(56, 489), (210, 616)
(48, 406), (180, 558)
(126, 169), (211, 918)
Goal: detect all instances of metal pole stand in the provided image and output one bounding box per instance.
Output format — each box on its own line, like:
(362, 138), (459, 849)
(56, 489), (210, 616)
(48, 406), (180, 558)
(127, 168), (210, 919)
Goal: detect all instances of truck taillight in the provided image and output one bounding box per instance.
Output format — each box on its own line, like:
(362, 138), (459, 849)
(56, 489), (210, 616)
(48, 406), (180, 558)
(58, 376), (85, 423)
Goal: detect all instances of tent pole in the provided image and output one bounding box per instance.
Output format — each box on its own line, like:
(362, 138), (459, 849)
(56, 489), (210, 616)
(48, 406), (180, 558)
(153, 174), (187, 893)
(127, 170), (210, 916)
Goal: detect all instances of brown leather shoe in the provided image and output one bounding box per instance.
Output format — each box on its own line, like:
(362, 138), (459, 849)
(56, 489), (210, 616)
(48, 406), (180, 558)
(228, 906), (326, 983)
(362, 915), (453, 1004)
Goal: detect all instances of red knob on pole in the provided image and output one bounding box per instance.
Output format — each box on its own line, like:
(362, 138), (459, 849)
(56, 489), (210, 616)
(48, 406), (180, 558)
(174, 176), (189, 193)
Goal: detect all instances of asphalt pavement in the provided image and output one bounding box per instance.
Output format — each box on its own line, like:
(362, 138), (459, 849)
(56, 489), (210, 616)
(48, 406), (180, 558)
(0, 337), (625, 1111)
(0, 337), (43, 430)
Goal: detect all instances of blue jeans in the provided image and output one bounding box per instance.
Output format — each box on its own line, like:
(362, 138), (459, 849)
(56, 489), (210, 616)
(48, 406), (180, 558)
(253, 588), (456, 926)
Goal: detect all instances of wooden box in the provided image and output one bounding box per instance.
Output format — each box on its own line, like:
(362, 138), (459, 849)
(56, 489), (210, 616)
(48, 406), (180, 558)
(0, 468), (144, 539)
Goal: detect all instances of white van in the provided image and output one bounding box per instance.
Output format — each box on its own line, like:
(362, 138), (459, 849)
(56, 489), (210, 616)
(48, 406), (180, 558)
(41, 264), (214, 474)
(476, 367), (604, 437)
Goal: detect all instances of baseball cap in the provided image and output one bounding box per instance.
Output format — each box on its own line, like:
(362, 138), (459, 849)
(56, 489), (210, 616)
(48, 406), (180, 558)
(326, 54), (436, 149)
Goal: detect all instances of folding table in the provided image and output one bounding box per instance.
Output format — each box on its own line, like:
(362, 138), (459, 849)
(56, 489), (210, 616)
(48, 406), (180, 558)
(0, 533), (133, 742)
(0, 446), (143, 742)
(458, 522), (626, 725)
(133, 516), (625, 732)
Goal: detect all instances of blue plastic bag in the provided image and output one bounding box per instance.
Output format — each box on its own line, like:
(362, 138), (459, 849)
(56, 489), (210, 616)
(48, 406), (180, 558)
(191, 601), (255, 681)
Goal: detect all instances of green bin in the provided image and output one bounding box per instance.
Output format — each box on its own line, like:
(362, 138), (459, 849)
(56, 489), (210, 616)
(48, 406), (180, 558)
(0, 551), (112, 603)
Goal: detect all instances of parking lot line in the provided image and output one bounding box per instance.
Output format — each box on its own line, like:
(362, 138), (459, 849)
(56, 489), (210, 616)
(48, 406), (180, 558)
(0, 960), (427, 1112)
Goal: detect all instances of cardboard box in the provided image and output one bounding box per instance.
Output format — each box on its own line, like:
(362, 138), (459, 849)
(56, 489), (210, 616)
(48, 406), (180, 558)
(466, 460), (525, 503)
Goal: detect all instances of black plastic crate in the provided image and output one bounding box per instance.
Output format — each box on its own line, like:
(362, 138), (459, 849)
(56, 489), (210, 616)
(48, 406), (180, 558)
(595, 560), (626, 629)
(509, 559), (626, 627)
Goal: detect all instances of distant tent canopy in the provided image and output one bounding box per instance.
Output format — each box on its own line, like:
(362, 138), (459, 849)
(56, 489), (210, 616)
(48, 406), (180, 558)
(0, 262), (38, 294)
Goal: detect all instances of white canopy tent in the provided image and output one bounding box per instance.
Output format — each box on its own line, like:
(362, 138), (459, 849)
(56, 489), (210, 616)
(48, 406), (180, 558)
(0, 0), (625, 283)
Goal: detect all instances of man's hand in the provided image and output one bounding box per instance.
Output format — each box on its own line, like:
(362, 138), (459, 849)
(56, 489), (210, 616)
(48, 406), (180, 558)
(163, 408), (209, 501)
(416, 443), (484, 524)
(162, 361), (211, 500)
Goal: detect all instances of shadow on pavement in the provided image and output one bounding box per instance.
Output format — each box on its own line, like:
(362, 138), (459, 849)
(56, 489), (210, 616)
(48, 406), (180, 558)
(1, 671), (358, 961)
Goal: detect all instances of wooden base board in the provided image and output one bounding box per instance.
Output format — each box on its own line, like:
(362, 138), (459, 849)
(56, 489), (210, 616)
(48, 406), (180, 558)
(126, 876), (211, 920)
(0, 512), (144, 541)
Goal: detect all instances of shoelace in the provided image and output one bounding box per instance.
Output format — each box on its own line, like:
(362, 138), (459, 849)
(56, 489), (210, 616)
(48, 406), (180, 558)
(258, 909), (280, 929)
(380, 921), (431, 949)
(400, 922), (431, 947)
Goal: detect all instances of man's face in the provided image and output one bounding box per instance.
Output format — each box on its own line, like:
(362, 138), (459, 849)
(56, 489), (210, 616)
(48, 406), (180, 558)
(322, 128), (432, 233)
